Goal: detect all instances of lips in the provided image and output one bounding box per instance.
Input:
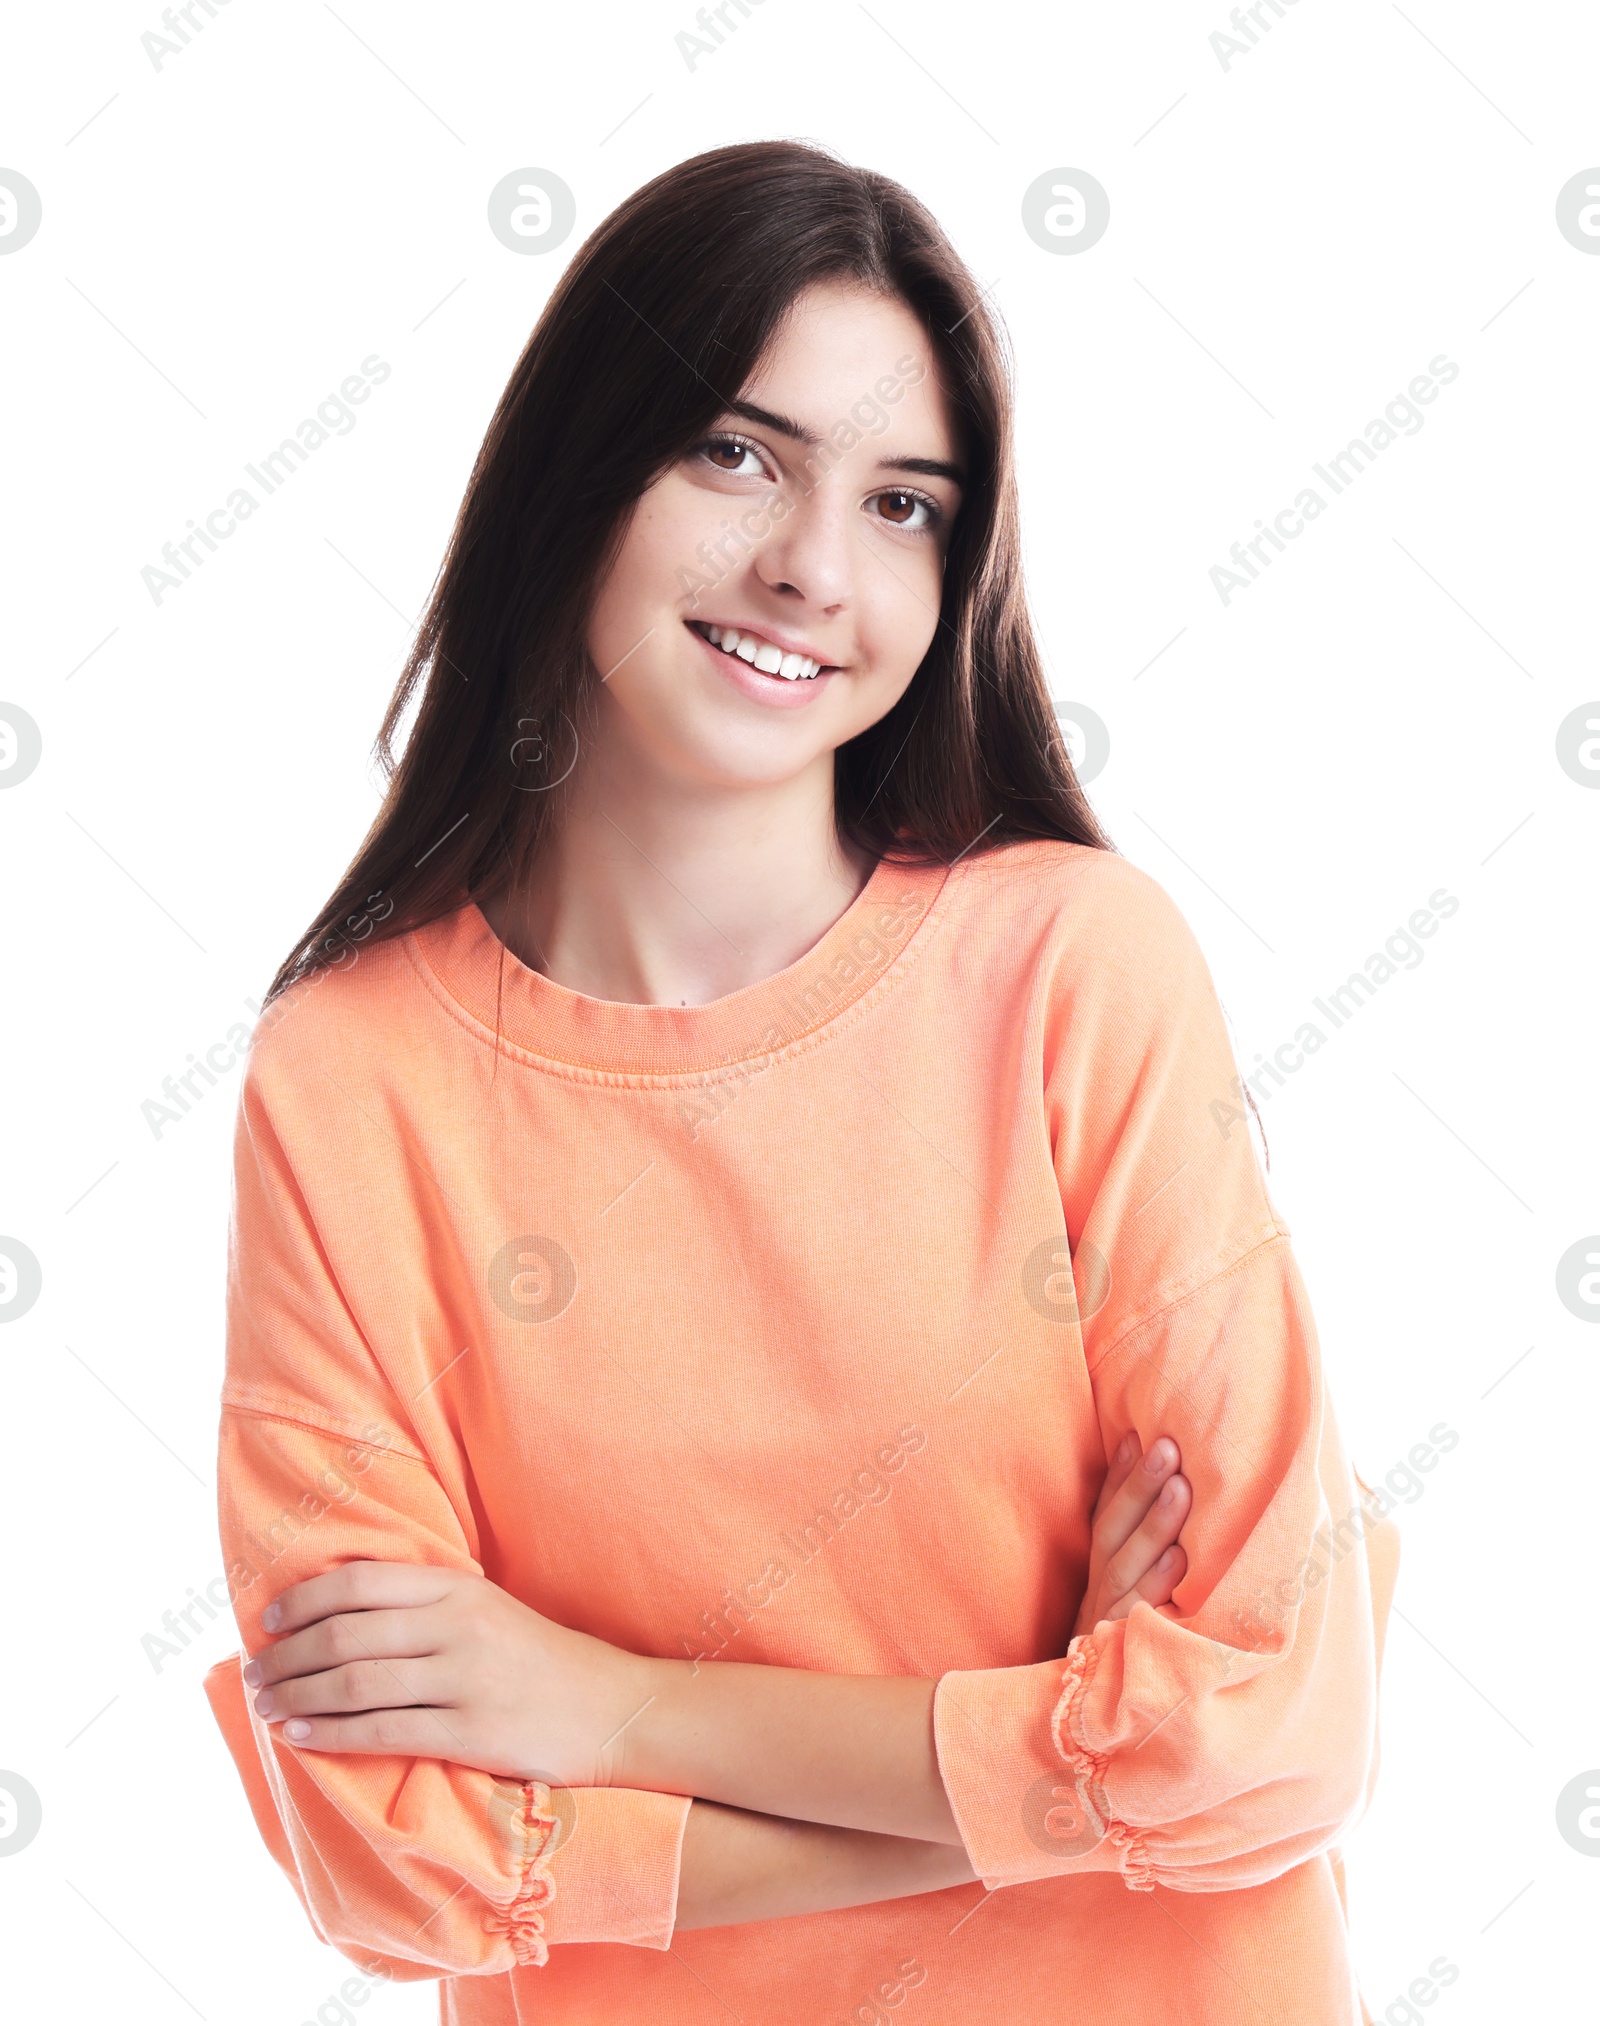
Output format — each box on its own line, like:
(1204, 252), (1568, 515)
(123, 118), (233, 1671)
(684, 619), (838, 710)
(687, 619), (832, 681)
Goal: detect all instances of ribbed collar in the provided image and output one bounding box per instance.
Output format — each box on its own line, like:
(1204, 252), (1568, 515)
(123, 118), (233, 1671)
(405, 852), (953, 1079)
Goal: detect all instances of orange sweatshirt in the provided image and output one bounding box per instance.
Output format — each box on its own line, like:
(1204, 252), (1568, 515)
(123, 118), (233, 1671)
(204, 838), (1399, 2026)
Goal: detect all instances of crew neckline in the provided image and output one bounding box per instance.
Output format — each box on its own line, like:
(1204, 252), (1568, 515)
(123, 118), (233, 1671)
(406, 851), (954, 1080)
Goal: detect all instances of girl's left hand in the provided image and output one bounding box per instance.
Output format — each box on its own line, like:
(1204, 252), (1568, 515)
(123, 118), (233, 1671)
(242, 1561), (658, 1785)
(1072, 1432), (1191, 1639)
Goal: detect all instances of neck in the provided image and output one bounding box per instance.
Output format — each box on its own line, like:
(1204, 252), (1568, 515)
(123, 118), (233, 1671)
(479, 762), (877, 1009)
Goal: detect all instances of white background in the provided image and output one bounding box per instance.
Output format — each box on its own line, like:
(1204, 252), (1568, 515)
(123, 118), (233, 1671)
(2, 2), (1597, 2020)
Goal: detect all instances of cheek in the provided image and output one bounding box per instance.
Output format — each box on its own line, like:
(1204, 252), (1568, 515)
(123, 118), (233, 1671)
(586, 524), (657, 657)
(636, 481), (724, 570)
(860, 554), (943, 678)
(593, 490), (714, 642)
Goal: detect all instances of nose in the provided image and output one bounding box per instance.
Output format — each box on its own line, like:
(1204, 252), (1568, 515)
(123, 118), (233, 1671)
(749, 483), (854, 616)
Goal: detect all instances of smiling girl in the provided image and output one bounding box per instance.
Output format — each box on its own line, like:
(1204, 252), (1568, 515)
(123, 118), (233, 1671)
(206, 141), (1398, 2026)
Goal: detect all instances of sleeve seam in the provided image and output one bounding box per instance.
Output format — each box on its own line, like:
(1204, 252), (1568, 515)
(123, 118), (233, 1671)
(1084, 1223), (1290, 1377)
(219, 1397), (431, 1466)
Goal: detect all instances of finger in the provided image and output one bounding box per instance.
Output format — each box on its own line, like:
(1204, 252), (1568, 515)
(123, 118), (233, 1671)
(254, 1654), (445, 1722)
(1129, 1542), (1187, 1609)
(272, 1706), (468, 1759)
(1104, 1544), (1187, 1623)
(1100, 1472), (1190, 1600)
(1095, 1440), (1183, 1563)
(1103, 1547), (1181, 1624)
(1088, 1431), (1158, 1536)
(248, 1605), (442, 1690)
(262, 1560), (457, 1638)
(1092, 1431), (1142, 1518)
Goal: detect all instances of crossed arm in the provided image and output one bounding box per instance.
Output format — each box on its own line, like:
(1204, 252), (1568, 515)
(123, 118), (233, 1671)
(242, 1432), (1191, 1928)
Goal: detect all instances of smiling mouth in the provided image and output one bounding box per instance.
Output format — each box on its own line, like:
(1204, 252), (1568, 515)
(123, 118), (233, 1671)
(687, 620), (834, 681)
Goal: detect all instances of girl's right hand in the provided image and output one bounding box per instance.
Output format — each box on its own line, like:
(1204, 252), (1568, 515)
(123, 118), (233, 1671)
(1071, 1432), (1191, 1639)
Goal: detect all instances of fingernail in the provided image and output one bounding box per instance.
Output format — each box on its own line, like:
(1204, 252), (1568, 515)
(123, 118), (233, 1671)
(284, 1720), (310, 1741)
(262, 1602), (282, 1632)
(242, 1660), (261, 1687)
(1159, 1479), (1180, 1505)
(1145, 1440), (1171, 1473)
(254, 1689), (275, 1716)
(1118, 1432), (1136, 1460)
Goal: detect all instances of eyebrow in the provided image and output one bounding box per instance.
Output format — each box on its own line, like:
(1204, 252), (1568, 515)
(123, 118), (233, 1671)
(724, 399), (966, 487)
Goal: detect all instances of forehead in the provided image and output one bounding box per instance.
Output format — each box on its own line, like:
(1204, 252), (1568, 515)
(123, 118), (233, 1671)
(737, 281), (959, 459)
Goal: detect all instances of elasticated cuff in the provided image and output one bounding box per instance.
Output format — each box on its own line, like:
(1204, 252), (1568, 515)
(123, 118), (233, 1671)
(1051, 1639), (1155, 1890)
(481, 1783), (561, 1966)
(507, 1784), (693, 1956)
(932, 1651), (1135, 1893)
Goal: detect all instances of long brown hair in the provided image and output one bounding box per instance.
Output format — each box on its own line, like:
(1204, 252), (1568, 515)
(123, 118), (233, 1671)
(264, 138), (1115, 1008)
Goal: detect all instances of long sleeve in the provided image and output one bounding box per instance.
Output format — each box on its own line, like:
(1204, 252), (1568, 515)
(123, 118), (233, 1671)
(931, 865), (1401, 1894)
(203, 1033), (692, 1979)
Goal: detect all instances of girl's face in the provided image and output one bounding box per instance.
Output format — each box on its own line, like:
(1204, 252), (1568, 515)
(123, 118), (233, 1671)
(584, 279), (965, 794)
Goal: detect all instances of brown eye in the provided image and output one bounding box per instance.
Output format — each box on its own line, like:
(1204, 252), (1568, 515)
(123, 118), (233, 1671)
(701, 435), (765, 475)
(872, 489), (937, 533)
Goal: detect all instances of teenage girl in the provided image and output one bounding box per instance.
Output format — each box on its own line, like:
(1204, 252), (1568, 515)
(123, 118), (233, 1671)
(206, 140), (1395, 2026)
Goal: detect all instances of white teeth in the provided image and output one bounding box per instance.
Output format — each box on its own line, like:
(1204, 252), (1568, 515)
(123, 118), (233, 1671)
(696, 622), (823, 680)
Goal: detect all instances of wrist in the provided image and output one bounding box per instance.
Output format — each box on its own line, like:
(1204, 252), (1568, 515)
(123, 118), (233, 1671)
(611, 1651), (689, 1792)
(675, 1799), (979, 1931)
